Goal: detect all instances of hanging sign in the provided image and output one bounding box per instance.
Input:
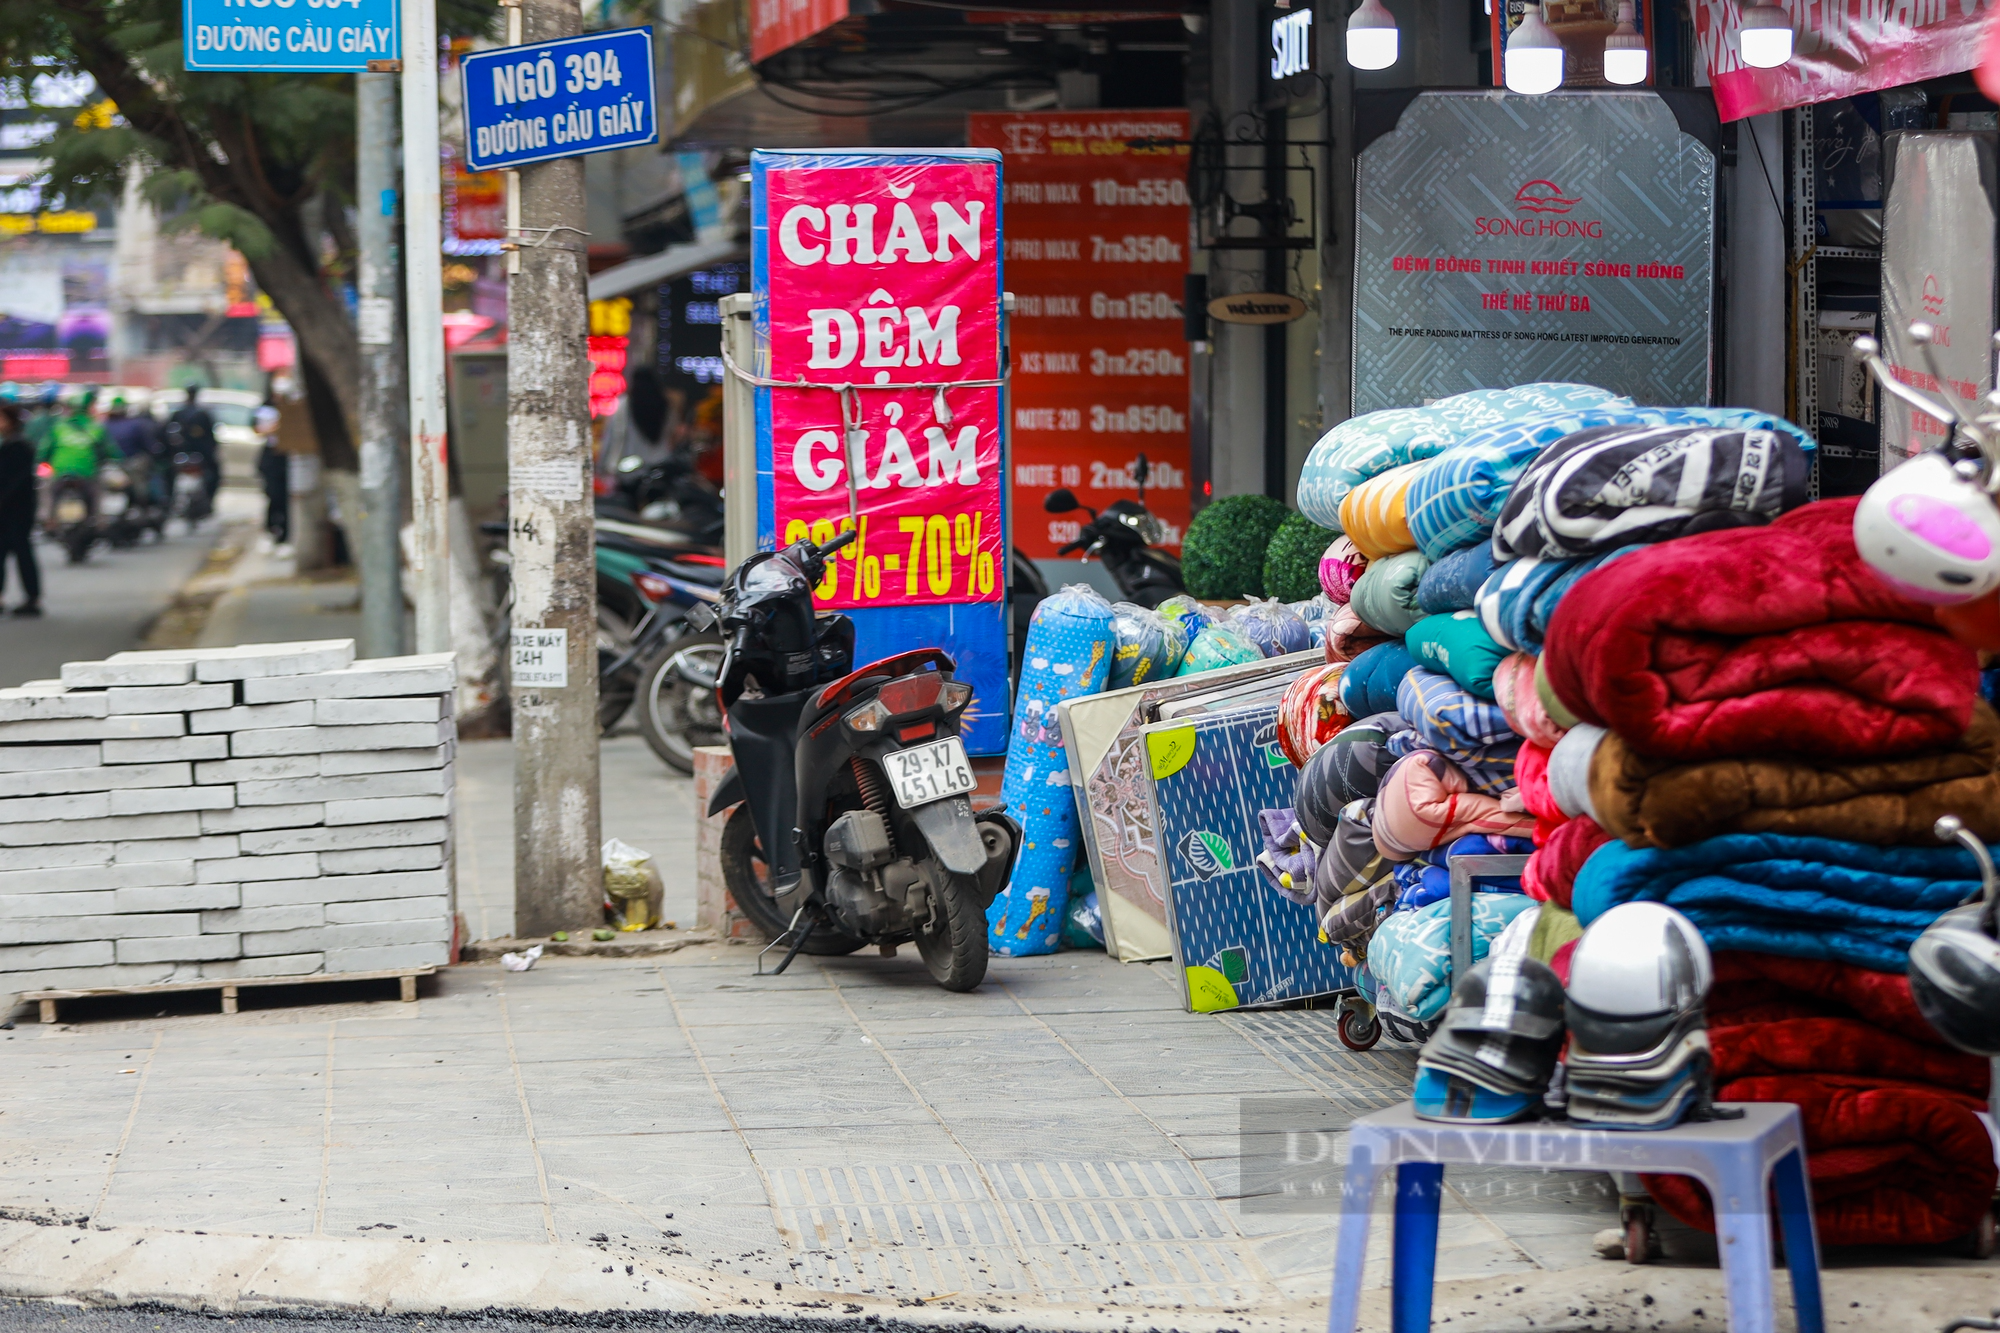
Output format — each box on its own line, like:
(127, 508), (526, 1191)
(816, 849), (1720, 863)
(182, 0), (398, 71)
(1208, 292), (1307, 324)
(1351, 91), (1715, 415)
(1693, 0), (1996, 122)
(967, 111), (1192, 562)
(751, 148), (1010, 754)
(459, 27), (657, 173)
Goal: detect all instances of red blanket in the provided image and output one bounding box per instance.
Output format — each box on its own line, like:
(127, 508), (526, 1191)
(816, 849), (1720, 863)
(1643, 954), (1995, 1247)
(1542, 499), (1978, 762)
(1522, 813), (1609, 907)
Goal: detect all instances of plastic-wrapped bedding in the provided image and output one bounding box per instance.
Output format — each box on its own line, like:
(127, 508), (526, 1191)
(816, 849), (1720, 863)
(1492, 651), (1566, 748)
(1405, 610), (1509, 701)
(1372, 749), (1535, 858)
(1474, 548), (1638, 654)
(1338, 460), (1428, 560)
(1394, 667), (1522, 795)
(1349, 549), (1430, 636)
(1337, 642), (1415, 717)
(1492, 423), (1815, 561)
(1367, 891), (1538, 1020)
(990, 584), (1114, 956)
(1405, 406), (1819, 561)
(1294, 382), (1627, 526)
(1416, 543), (1499, 614)
(1319, 537), (1368, 603)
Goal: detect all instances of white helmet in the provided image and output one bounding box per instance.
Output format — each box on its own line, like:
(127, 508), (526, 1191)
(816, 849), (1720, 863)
(1853, 451), (2000, 605)
(1566, 903), (1711, 1055)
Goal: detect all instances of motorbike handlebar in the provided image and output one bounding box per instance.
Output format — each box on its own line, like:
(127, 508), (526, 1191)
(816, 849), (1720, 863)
(814, 528), (859, 560)
(1056, 540), (1086, 556)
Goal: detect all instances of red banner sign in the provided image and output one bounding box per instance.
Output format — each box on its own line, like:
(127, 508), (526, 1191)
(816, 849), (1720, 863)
(750, 0), (847, 63)
(764, 159), (1005, 611)
(968, 110), (1193, 560)
(1695, 0), (1994, 121)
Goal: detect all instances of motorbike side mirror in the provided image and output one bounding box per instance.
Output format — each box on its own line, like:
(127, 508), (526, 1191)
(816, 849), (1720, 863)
(1132, 454), (1150, 489)
(1043, 488), (1081, 515)
(685, 601), (718, 632)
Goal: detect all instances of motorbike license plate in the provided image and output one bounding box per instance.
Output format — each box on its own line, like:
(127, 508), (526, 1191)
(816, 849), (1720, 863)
(55, 498), (86, 524)
(885, 737), (975, 809)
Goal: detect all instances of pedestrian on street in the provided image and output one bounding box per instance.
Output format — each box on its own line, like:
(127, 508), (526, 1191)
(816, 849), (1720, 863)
(256, 401), (288, 545)
(168, 384), (220, 510)
(0, 402), (42, 618)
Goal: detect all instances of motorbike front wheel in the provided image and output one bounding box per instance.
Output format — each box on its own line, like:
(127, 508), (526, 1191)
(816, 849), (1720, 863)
(64, 526), (92, 565)
(914, 871), (989, 992)
(718, 804), (866, 956)
(633, 632), (726, 774)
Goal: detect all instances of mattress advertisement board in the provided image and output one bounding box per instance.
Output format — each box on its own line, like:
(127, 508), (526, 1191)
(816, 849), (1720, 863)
(1351, 92), (1715, 414)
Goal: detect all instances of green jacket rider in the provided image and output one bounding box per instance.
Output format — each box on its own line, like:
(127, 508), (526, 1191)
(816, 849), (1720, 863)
(37, 396), (116, 479)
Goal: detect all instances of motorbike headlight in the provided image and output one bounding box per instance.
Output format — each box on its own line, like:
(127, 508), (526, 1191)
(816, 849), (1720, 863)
(940, 680), (973, 712)
(845, 699), (891, 732)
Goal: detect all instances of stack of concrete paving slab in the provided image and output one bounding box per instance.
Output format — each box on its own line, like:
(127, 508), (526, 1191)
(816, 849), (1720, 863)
(0, 639), (458, 999)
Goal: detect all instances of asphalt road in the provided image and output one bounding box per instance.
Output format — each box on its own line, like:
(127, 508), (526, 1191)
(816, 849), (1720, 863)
(0, 1301), (1058, 1333)
(0, 517), (222, 689)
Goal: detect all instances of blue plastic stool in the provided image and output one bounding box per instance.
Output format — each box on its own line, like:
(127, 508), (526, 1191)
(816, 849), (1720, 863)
(1327, 1101), (1823, 1333)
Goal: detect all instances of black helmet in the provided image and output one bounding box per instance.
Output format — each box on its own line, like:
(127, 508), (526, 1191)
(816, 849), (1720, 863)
(1910, 815), (2000, 1057)
(1417, 955), (1565, 1102)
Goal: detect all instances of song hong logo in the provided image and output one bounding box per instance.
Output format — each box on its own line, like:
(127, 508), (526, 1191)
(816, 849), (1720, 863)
(1513, 179), (1582, 214)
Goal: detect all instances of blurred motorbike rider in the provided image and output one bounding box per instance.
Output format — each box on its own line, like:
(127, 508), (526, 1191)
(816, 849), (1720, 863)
(103, 394), (164, 506)
(168, 384), (220, 508)
(37, 387), (115, 530)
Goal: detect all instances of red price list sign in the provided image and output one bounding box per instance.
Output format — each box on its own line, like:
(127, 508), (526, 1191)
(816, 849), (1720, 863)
(968, 111), (1193, 561)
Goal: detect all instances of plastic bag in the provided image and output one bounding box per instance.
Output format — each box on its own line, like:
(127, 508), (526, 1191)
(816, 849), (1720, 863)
(1177, 623), (1264, 675)
(1061, 866), (1105, 949)
(1231, 598), (1311, 658)
(602, 837), (664, 931)
(1154, 593), (1216, 642)
(1107, 601), (1190, 690)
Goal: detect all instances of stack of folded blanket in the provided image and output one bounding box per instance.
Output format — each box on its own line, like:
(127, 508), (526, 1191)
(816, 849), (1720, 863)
(1536, 498), (1997, 1248)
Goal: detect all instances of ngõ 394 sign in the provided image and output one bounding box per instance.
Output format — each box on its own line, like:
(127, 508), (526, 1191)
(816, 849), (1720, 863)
(459, 28), (657, 172)
(758, 154), (1004, 613)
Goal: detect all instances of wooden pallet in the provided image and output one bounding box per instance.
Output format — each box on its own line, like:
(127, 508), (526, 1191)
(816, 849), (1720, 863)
(23, 966), (436, 1024)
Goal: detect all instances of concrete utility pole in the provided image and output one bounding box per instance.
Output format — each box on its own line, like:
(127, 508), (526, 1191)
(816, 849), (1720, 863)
(506, 0), (602, 935)
(356, 68), (408, 660)
(400, 0), (451, 655)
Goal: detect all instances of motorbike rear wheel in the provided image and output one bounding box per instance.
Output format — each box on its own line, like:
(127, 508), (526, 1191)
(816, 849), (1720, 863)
(719, 804), (865, 956)
(914, 871), (988, 992)
(634, 632), (726, 774)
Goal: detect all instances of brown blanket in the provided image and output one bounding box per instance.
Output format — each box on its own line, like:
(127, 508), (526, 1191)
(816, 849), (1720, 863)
(1589, 702), (2000, 848)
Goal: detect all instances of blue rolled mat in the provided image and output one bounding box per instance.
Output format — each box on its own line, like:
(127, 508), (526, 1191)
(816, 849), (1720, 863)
(989, 586), (1115, 956)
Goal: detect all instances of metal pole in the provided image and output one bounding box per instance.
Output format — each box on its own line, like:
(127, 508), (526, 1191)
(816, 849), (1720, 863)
(399, 0), (451, 656)
(507, 0), (602, 936)
(357, 69), (407, 659)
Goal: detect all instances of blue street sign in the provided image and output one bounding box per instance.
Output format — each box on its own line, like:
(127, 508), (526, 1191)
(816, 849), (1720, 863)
(182, 0), (399, 72)
(460, 27), (656, 173)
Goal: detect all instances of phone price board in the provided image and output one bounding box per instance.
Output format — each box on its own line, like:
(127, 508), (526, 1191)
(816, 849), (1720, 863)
(751, 149), (1010, 755)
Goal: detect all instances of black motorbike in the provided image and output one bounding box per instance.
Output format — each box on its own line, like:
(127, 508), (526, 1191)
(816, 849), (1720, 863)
(604, 453), (725, 548)
(696, 529), (1021, 992)
(1041, 455), (1184, 608)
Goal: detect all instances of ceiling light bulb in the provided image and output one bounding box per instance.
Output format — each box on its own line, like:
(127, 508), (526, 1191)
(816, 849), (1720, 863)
(1737, 0), (1793, 67)
(1602, 1), (1648, 84)
(1346, 0), (1399, 70)
(1504, 0), (1565, 95)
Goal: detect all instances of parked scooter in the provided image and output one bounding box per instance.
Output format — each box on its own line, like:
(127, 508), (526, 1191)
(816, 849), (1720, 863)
(1041, 455), (1185, 608)
(696, 529), (1021, 991)
(601, 453), (725, 548)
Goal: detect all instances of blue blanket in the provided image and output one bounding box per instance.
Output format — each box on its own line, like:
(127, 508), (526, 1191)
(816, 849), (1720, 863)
(1474, 547), (1638, 653)
(1571, 833), (1980, 973)
(1417, 543), (1500, 614)
(1394, 666), (1520, 794)
(1338, 642), (1416, 716)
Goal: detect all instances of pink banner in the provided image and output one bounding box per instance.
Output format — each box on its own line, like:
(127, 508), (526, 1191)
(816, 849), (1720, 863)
(1696, 0), (1995, 121)
(765, 161), (1005, 611)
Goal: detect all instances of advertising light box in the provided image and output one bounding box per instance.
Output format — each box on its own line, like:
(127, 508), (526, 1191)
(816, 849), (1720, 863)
(751, 149), (1010, 755)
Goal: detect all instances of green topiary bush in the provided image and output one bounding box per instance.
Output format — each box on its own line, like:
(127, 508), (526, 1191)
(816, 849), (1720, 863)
(1182, 493), (1291, 600)
(1262, 510), (1338, 604)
